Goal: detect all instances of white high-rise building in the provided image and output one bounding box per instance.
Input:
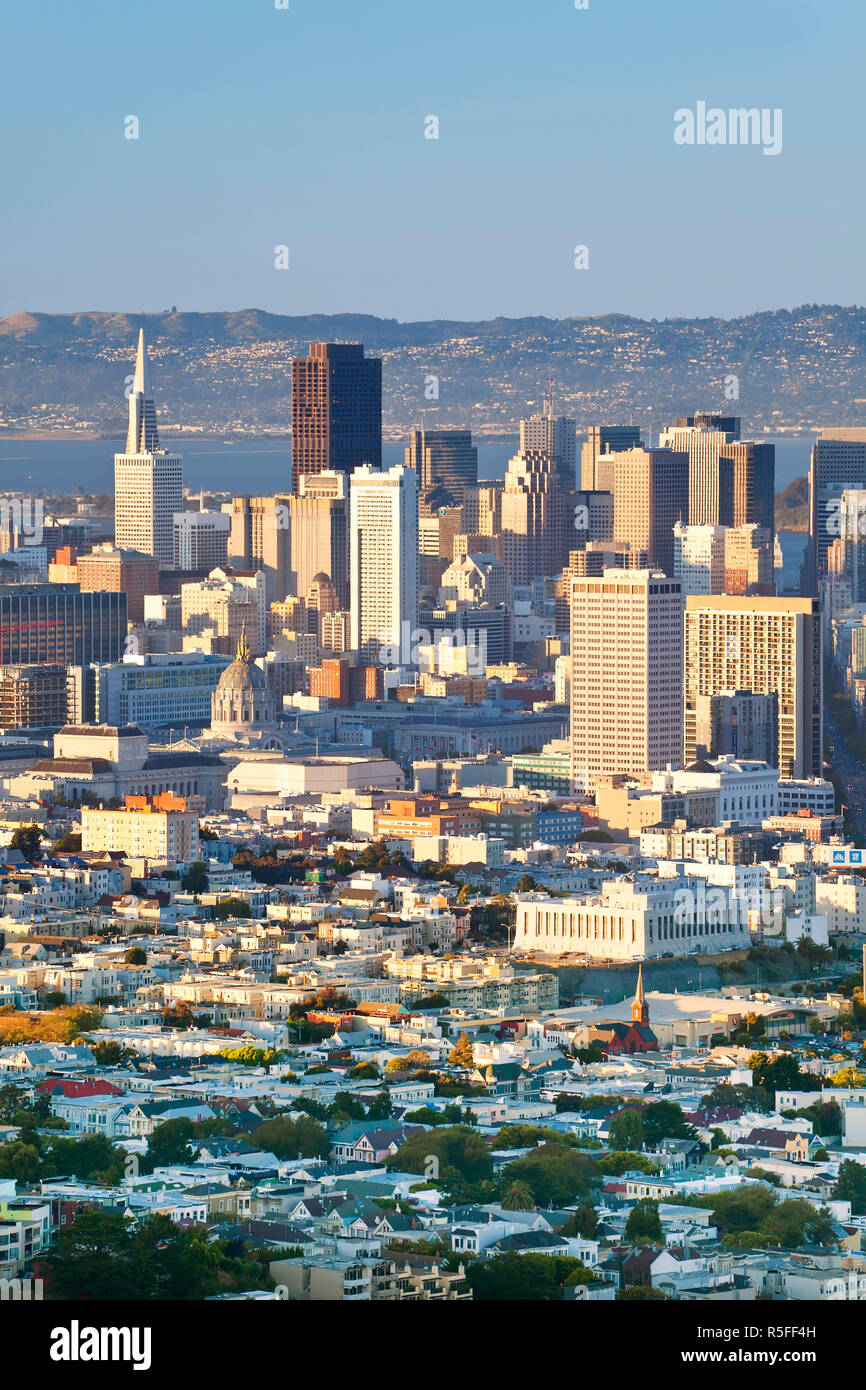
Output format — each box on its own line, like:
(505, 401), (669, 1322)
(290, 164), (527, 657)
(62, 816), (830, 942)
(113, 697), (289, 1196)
(350, 464), (418, 663)
(173, 508), (231, 571)
(114, 331), (183, 568)
(673, 522), (727, 595)
(570, 568), (684, 791)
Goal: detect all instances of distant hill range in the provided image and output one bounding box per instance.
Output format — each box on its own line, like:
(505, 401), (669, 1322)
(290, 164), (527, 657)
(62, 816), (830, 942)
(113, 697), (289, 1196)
(3, 304), (866, 437)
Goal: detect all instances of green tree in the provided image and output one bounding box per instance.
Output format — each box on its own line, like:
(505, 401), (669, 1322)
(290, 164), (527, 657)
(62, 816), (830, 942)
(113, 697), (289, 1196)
(688, 1184), (777, 1236)
(384, 1057), (411, 1075)
(747, 1051), (821, 1101)
(764, 1198), (837, 1249)
(831, 1067), (866, 1088)
(347, 1061), (379, 1080)
(625, 1198), (663, 1245)
(498, 1144), (597, 1207)
(327, 1091), (367, 1123)
(251, 1115), (330, 1160)
(0, 1082), (36, 1123)
(833, 1159), (866, 1215)
(123, 946), (147, 966)
(44, 1209), (136, 1300)
(89, 1039), (132, 1067)
(0, 1139), (41, 1183)
(467, 1252), (578, 1301)
(181, 861), (209, 894)
(608, 1108), (645, 1151)
(500, 1179), (535, 1210)
(641, 1101), (696, 1148)
(365, 1089), (395, 1121)
(162, 1002), (194, 1031)
(389, 1125), (493, 1185)
(10, 824), (43, 862)
(700, 1081), (772, 1114)
(598, 1151), (659, 1177)
(142, 1118), (199, 1171)
(44, 1133), (125, 1183)
(212, 895), (252, 920)
(560, 1203), (598, 1239)
(53, 831), (82, 852)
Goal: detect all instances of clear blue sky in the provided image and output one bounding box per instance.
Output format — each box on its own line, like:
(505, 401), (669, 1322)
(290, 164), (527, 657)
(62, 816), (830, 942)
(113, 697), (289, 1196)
(1, 0), (863, 322)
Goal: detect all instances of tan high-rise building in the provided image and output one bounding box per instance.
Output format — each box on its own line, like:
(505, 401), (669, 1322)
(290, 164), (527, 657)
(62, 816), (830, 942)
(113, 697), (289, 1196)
(612, 447), (688, 576)
(75, 545), (159, 624)
(569, 569), (684, 791)
(500, 451), (570, 585)
(181, 568), (268, 655)
(684, 595), (822, 778)
(286, 471), (349, 608)
(520, 412), (576, 489)
(227, 494), (292, 605)
(461, 484), (503, 539)
(659, 424), (773, 531)
(580, 425), (643, 491)
(659, 425), (734, 525)
(81, 792), (199, 868)
(723, 524), (775, 594)
(0, 665), (71, 730)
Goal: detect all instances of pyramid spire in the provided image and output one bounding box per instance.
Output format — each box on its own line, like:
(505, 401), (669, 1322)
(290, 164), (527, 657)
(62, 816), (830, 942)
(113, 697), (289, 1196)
(632, 963), (649, 1026)
(133, 328), (153, 396)
(125, 329), (160, 453)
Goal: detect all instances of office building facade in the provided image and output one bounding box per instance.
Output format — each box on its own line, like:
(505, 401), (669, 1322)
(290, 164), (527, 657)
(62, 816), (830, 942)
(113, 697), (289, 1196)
(291, 342), (382, 493)
(114, 331), (183, 568)
(569, 569), (684, 790)
(684, 595), (822, 779)
(350, 464), (419, 663)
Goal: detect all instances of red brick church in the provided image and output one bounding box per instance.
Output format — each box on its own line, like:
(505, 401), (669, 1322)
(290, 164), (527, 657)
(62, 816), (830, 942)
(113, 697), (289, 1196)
(584, 965), (659, 1056)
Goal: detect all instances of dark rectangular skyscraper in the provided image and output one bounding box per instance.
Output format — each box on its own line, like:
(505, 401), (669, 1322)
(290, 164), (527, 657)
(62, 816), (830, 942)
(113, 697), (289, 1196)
(291, 342), (382, 494)
(723, 441), (775, 530)
(405, 428), (478, 507)
(0, 586), (127, 665)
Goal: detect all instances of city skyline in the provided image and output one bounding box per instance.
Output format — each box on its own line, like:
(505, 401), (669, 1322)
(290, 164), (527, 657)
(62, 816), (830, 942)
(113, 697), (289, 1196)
(5, 0), (866, 1327)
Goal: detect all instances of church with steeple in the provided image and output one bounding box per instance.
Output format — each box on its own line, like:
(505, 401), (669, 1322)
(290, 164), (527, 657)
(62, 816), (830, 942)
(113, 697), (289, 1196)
(583, 965), (658, 1056)
(631, 962), (649, 1027)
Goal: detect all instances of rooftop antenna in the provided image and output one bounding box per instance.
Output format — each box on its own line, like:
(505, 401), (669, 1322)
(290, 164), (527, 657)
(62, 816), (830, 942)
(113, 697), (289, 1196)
(544, 378), (556, 419)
